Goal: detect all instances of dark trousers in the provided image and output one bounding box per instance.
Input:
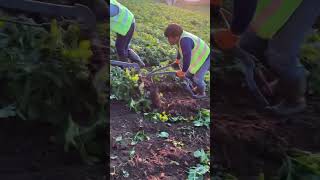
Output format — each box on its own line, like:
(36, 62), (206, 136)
(115, 22), (135, 58)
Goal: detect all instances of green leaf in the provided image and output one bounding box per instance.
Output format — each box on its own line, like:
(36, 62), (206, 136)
(200, 108), (210, 117)
(169, 115), (187, 122)
(131, 131), (149, 145)
(193, 149), (209, 164)
(115, 136), (123, 142)
(195, 164), (209, 175)
(193, 109), (210, 128)
(194, 120), (203, 127)
(122, 170), (129, 178)
(157, 131), (169, 138)
(187, 168), (199, 180)
(129, 148), (135, 158)
(194, 150), (203, 158)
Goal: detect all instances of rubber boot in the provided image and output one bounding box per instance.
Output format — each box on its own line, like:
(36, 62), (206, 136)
(266, 69), (307, 116)
(118, 55), (130, 63)
(128, 49), (145, 67)
(195, 86), (206, 97)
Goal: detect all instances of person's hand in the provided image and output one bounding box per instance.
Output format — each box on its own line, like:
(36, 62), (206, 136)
(174, 59), (180, 65)
(214, 29), (239, 50)
(176, 70), (185, 78)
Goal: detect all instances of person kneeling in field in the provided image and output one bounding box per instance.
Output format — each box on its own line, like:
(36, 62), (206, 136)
(110, 0), (145, 67)
(164, 23), (210, 96)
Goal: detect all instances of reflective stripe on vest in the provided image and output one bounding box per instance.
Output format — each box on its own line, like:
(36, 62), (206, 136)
(251, 0), (303, 39)
(178, 31), (210, 74)
(110, 0), (134, 36)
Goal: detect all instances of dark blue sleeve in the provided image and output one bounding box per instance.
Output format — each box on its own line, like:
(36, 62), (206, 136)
(110, 4), (119, 17)
(231, 0), (257, 35)
(180, 37), (194, 72)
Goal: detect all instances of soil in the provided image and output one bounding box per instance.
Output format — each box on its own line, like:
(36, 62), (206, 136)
(0, 119), (105, 180)
(213, 79), (320, 178)
(212, 13), (320, 178)
(110, 77), (210, 179)
(140, 76), (210, 117)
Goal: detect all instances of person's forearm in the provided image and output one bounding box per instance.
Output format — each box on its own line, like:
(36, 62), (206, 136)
(231, 0), (257, 35)
(180, 38), (194, 72)
(182, 56), (190, 72)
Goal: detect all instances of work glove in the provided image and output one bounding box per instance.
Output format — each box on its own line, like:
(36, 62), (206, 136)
(171, 59), (180, 70)
(214, 29), (239, 50)
(176, 70), (185, 78)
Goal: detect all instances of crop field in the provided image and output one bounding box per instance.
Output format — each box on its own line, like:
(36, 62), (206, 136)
(0, 0), (319, 179)
(110, 0), (211, 179)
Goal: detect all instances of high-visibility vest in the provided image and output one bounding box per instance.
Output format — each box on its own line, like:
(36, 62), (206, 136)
(110, 0), (134, 36)
(178, 31), (210, 74)
(251, 0), (303, 39)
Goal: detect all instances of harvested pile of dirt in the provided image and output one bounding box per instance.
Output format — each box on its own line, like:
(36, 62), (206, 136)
(140, 76), (210, 117)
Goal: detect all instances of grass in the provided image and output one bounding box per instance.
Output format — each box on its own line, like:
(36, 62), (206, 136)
(111, 0), (210, 65)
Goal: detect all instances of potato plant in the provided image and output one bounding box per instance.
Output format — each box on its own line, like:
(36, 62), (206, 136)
(0, 17), (106, 163)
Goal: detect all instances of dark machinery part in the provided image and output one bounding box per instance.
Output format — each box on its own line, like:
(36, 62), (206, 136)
(0, 0), (97, 30)
(0, 0), (132, 76)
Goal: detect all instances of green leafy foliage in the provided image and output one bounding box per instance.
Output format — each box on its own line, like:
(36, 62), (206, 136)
(278, 149), (320, 180)
(110, 66), (152, 113)
(188, 165), (210, 180)
(115, 135), (123, 142)
(157, 131), (169, 138)
(0, 18), (106, 162)
(193, 108), (210, 128)
(144, 111), (189, 123)
(122, 169), (130, 178)
(170, 115), (188, 122)
(131, 130), (150, 145)
(110, 67), (140, 101)
(129, 96), (152, 113)
(301, 31), (320, 95)
(188, 149), (210, 180)
(111, 0), (210, 66)
(193, 149), (209, 164)
(129, 147), (136, 158)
